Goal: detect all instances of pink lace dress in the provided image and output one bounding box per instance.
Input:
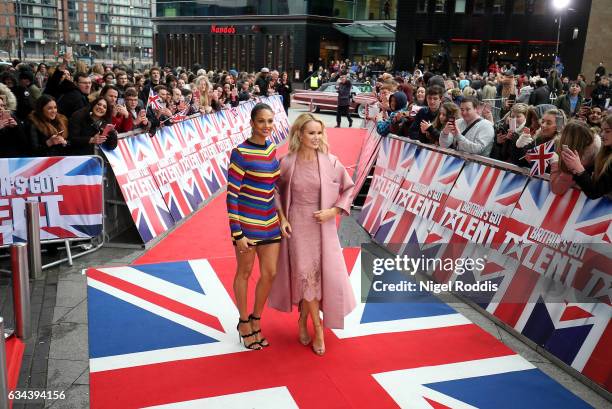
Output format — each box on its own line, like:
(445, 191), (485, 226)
(289, 156), (322, 304)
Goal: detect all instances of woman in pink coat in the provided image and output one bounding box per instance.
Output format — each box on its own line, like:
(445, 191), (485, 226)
(269, 113), (356, 355)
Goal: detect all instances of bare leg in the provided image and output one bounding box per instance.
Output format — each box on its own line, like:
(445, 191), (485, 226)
(298, 299), (311, 345)
(233, 247), (260, 349)
(304, 299), (325, 355)
(250, 242), (280, 346)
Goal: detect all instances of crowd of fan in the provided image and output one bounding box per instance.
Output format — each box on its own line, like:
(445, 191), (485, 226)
(0, 55), (292, 159)
(369, 68), (611, 199)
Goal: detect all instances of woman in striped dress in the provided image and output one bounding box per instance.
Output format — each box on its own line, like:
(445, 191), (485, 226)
(227, 103), (281, 350)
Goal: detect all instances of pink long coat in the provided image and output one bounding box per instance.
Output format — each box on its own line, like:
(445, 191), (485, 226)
(268, 151), (357, 329)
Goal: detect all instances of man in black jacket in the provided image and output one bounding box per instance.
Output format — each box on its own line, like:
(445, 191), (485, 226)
(528, 79), (551, 106)
(336, 75), (353, 128)
(57, 72), (91, 118)
(139, 67), (163, 104)
(591, 76), (611, 109)
(407, 85), (444, 143)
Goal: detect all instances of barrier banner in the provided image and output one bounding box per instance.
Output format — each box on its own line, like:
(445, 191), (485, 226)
(103, 133), (176, 242)
(101, 96), (289, 243)
(479, 179), (611, 389)
(352, 121), (382, 201)
(426, 162), (528, 283)
(357, 137), (417, 235)
(0, 156), (104, 245)
(356, 129), (612, 391)
(374, 148), (464, 256)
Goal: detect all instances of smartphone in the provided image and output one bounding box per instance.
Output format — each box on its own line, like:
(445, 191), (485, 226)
(101, 123), (115, 137)
(582, 99), (592, 107)
(509, 117), (517, 132)
(138, 109), (146, 117)
(117, 98), (125, 106)
(448, 116), (455, 124)
(0, 110), (10, 121)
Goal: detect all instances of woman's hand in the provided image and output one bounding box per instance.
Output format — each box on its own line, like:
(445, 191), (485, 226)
(47, 133), (67, 147)
(420, 120), (431, 133)
(89, 132), (107, 145)
(236, 236), (257, 253)
(560, 147), (585, 175)
(280, 217), (292, 239)
(313, 207), (340, 224)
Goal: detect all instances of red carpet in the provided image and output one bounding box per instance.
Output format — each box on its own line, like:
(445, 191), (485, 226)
(136, 128), (365, 265)
(90, 128), (592, 408)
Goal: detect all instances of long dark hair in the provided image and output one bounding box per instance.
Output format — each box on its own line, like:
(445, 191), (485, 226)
(89, 96), (111, 124)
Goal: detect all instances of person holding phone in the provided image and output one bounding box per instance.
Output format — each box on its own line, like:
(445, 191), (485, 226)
(125, 89), (150, 132)
(26, 95), (70, 156)
(100, 85), (133, 133)
(550, 120), (601, 195)
(491, 103), (530, 162)
(0, 96), (27, 158)
(69, 97), (118, 155)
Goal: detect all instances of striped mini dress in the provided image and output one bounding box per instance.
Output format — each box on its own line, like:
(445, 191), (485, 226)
(226, 139), (282, 245)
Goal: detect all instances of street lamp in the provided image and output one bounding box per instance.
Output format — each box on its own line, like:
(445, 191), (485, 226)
(552, 0), (570, 62)
(40, 39), (46, 62)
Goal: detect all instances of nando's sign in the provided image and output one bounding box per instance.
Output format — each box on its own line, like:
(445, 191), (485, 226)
(210, 25), (236, 34)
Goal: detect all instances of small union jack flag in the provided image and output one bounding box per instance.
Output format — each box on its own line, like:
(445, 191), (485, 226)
(169, 108), (189, 123)
(147, 88), (162, 111)
(524, 140), (556, 176)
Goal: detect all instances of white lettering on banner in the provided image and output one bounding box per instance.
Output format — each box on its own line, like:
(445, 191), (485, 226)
(122, 177), (159, 202)
(404, 190), (440, 220)
(127, 168), (150, 182)
(499, 230), (584, 287)
(215, 138), (233, 154)
(0, 176), (60, 196)
(370, 175), (399, 200)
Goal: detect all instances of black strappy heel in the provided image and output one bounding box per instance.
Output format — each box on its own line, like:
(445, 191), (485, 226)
(249, 314), (270, 347)
(237, 318), (262, 350)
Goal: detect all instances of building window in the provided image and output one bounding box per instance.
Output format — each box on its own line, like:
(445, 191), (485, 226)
(416, 0), (428, 13)
(513, 0), (526, 14)
(492, 0), (505, 14)
(530, 0), (546, 14)
(434, 0), (446, 13)
(454, 0), (466, 13)
(473, 0), (486, 13)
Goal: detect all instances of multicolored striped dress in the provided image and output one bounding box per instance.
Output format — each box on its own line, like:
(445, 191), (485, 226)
(226, 139), (281, 245)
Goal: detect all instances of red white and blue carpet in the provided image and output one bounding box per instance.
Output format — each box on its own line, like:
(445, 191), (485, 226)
(86, 129), (593, 408)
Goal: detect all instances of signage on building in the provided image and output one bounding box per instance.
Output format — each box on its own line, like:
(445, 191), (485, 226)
(210, 25), (236, 34)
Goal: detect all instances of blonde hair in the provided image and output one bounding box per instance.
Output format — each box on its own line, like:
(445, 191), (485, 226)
(288, 113), (329, 154)
(195, 75), (211, 107)
(556, 120), (595, 173)
(594, 116), (612, 181)
(462, 86), (476, 97)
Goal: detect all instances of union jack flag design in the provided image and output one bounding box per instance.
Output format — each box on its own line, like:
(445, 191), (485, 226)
(101, 133), (175, 243)
(0, 156), (104, 245)
(147, 88), (162, 111)
(476, 179), (611, 390)
(87, 250), (594, 408)
(424, 162), (528, 283)
(524, 139), (556, 176)
(358, 138), (417, 235)
(374, 147), (464, 257)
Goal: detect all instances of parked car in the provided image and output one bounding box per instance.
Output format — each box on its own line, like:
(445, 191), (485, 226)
(0, 50), (11, 67)
(293, 82), (377, 118)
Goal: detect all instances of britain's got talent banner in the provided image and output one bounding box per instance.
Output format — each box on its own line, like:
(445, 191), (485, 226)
(356, 133), (612, 392)
(100, 96), (289, 243)
(0, 156), (104, 245)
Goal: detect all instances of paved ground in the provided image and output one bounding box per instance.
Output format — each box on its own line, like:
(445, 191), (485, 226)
(0, 107), (609, 408)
